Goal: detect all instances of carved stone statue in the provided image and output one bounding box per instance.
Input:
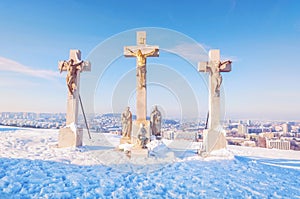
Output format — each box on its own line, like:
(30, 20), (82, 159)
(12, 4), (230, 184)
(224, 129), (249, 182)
(210, 60), (232, 97)
(126, 48), (158, 88)
(137, 123), (148, 148)
(121, 107), (132, 138)
(211, 61), (222, 97)
(59, 59), (83, 95)
(150, 105), (162, 136)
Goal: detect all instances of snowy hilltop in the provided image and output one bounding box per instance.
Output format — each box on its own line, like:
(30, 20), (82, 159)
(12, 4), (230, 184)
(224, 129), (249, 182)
(0, 126), (300, 198)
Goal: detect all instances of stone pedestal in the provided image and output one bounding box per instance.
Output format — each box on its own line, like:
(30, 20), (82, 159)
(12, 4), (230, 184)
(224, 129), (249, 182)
(58, 127), (83, 148)
(66, 95), (79, 125)
(131, 120), (151, 145)
(203, 129), (227, 152)
(130, 148), (149, 158)
(120, 137), (131, 144)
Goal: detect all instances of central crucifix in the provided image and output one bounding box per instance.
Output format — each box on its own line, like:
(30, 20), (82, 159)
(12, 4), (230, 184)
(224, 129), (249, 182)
(124, 31), (159, 144)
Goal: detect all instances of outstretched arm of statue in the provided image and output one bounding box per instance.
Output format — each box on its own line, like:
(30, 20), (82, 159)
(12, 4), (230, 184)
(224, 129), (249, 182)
(145, 48), (158, 57)
(126, 48), (136, 56)
(59, 65), (63, 73)
(219, 60), (232, 67)
(58, 61), (68, 73)
(73, 60), (84, 67)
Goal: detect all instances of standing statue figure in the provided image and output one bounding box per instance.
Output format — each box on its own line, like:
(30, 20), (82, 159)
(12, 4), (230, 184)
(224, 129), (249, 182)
(150, 106), (162, 136)
(210, 60), (232, 97)
(126, 48), (158, 88)
(59, 59), (83, 95)
(121, 107), (132, 138)
(137, 123), (148, 148)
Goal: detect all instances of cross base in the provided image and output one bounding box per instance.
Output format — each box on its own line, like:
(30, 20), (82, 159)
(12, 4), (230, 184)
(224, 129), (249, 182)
(58, 127), (83, 148)
(200, 128), (227, 155)
(120, 137), (131, 145)
(66, 94), (79, 125)
(130, 148), (149, 159)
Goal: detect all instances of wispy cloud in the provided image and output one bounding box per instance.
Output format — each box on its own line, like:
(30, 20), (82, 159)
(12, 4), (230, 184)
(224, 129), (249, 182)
(222, 55), (239, 62)
(0, 76), (39, 88)
(0, 56), (59, 80)
(168, 42), (238, 63)
(168, 43), (208, 63)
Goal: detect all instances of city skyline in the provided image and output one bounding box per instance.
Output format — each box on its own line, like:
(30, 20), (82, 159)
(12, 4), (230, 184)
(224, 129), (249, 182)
(0, 0), (299, 120)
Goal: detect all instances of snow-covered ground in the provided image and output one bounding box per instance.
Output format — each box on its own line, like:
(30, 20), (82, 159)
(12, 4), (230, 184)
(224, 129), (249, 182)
(0, 127), (300, 198)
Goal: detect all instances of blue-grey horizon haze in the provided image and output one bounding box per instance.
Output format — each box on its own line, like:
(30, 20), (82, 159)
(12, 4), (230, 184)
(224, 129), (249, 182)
(0, 0), (299, 121)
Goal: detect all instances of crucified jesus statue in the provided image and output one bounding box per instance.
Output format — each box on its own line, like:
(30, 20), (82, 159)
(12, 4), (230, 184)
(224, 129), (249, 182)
(126, 48), (158, 88)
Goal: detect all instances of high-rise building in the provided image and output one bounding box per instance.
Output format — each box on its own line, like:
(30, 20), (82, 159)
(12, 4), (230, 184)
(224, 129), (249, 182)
(282, 123), (291, 134)
(238, 124), (247, 136)
(247, 120), (252, 126)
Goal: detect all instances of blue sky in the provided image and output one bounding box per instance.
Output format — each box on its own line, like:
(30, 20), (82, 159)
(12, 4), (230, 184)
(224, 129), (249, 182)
(0, 0), (299, 120)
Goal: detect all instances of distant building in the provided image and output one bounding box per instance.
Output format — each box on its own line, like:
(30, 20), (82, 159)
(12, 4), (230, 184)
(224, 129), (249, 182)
(238, 124), (247, 136)
(288, 121), (296, 126)
(274, 125), (283, 132)
(260, 132), (274, 139)
(247, 120), (252, 126)
(242, 140), (256, 147)
(248, 127), (262, 134)
(257, 136), (266, 148)
(282, 123), (291, 134)
(266, 139), (290, 150)
(257, 132), (274, 148)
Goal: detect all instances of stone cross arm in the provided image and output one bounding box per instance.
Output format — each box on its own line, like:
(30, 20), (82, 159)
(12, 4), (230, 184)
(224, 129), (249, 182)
(123, 46), (159, 57)
(198, 61), (231, 73)
(124, 31), (159, 58)
(58, 49), (91, 72)
(58, 61), (91, 73)
(198, 49), (231, 73)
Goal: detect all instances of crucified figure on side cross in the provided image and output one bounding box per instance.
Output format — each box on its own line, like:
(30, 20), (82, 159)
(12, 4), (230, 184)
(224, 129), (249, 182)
(211, 60), (232, 97)
(59, 59), (83, 95)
